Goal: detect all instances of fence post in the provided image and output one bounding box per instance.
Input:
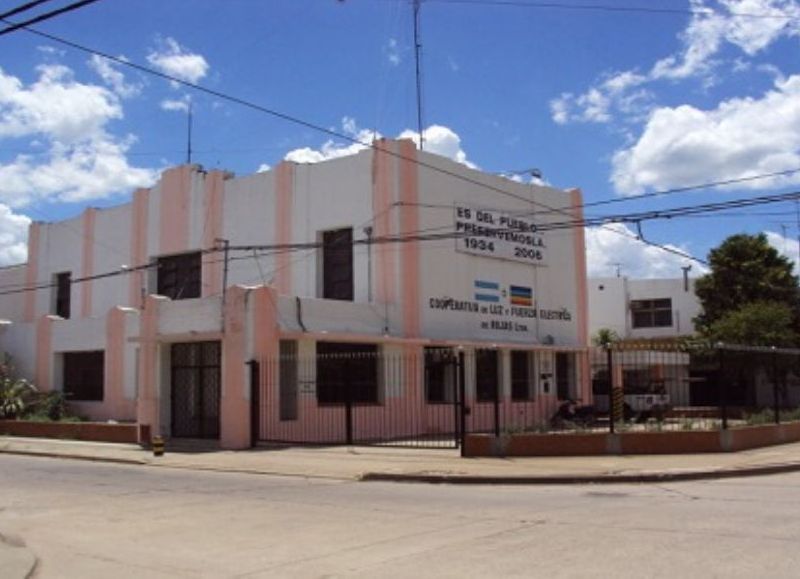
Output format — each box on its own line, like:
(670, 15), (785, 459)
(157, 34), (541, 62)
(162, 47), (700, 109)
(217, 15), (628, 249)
(606, 345), (614, 435)
(493, 378), (501, 438)
(458, 350), (467, 457)
(344, 357), (353, 445)
(772, 347), (780, 425)
(248, 360), (260, 448)
(718, 345), (728, 430)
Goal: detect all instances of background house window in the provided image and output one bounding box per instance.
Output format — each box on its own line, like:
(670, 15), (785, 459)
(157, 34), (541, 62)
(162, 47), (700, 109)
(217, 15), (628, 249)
(54, 272), (71, 318)
(631, 298), (673, 328)
(425, 347), (456, 404)
(511, 351), (534, 401)
(157, 252), (201, 300)
(475, 349), (499, 402)
(63, 351), (104, 401)
(316, 342), (378, 404)
(322, 228), (353, 301)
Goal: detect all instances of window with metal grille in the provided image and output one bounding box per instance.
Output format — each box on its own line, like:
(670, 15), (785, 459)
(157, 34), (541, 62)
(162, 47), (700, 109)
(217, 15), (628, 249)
(157, 252), (201, 300)
(631, 298), (673, 328)
(63, 351), (104, 401)
(556, 352), (573, 400)
(475, 349), (499, 402)
(425, 347), (456, 403)
(321, 228), (353, 301)
(316, 342), (378, 404)
(511, 351), (535, 401)
(54, 271), (71, 318)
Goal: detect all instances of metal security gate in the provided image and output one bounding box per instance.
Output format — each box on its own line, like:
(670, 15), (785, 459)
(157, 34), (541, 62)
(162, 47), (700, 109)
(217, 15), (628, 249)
(171, 341), (221, 439)
(256, 348), (466, 449)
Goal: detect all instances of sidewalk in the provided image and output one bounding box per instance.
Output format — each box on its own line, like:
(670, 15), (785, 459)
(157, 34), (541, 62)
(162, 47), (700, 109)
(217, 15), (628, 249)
(3, 435), (800, 484)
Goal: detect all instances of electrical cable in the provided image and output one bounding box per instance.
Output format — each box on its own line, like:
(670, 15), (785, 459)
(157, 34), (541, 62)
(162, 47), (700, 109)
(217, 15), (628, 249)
(0, 0), (102, 37)
(0, 0), (58, 20)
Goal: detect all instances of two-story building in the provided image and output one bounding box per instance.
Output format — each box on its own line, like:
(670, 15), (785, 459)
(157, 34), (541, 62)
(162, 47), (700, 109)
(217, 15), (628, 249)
(0, 139), (590, 448)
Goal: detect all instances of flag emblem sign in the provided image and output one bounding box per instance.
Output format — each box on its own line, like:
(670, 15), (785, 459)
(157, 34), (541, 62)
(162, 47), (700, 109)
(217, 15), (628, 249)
(509, 285), (533, 307)
(474, 280), (501, 303)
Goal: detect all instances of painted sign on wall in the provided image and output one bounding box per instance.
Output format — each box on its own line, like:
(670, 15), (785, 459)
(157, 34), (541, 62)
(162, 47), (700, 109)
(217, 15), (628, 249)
(454, 205), (546, 265)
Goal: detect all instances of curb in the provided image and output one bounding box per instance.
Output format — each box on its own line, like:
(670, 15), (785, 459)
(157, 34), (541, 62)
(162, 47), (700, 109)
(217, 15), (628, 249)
(0, 449), (145, 467)
(359, 461), (800, 485)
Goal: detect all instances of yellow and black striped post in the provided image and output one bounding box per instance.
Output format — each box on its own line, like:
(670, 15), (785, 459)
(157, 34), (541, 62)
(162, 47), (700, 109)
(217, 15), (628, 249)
(612, 387), (624, 424)
(152, 435), (165, 457)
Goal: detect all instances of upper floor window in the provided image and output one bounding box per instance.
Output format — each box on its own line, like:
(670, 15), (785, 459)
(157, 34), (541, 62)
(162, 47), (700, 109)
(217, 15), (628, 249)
(63, 351), (104, 401)
(53, 271), (71, 318)
(157, 252), (201, 300)
(321, 228), (353, 301)
(631, 298), (673, 329)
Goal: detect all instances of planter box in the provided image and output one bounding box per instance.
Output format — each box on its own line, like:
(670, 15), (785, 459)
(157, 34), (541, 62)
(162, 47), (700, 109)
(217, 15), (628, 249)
(0, 419), (144, 444)
(465, 421), (800, 457)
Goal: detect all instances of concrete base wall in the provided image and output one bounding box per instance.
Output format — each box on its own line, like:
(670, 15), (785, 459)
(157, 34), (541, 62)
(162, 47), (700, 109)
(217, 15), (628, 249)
(0, 420), (144, 444)
(465, 422), (800, 457)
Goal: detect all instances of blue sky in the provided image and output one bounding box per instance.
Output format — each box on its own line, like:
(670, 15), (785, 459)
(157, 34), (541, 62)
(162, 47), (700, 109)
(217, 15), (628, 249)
(1, 0), (799, 277)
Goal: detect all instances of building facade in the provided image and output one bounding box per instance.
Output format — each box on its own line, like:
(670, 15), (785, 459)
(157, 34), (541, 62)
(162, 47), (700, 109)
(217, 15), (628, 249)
(0, 139), (589, 448)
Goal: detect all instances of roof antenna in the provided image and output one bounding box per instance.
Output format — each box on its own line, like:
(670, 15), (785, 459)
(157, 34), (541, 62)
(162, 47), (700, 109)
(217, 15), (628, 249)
(186, 100), (193, 165)
(413, 0), (425, 151)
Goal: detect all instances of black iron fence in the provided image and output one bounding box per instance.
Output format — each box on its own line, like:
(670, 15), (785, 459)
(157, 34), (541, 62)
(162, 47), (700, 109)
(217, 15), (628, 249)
(591, 342), (800, 433)
(249, 342), (800, 449)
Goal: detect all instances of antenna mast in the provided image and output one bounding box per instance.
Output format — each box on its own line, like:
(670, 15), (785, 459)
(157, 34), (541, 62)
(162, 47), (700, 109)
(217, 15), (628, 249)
(413, 0), (425, 151)
(187, 101), (193, 165)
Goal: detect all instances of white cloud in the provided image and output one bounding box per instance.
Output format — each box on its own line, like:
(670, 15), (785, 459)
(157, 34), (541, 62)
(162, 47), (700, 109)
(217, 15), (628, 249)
(283, 120), (477, 169)
(398, 125), (477, 168)
(88, 55), (141, 98)
(147, 37), (209, 86)
(0, 204), (30, 265)
(585, 223), (706, 278)
(256, 163), (271, 173)
(385, 38), (401, 66)
(551, 0), (800, 125)
(284, 117), (378, 163)
(160, 97), (190, 113)
(0, 64), (121, 143)
(765, 229), (800, 272)
(0, 64), (156, 206)
(611, 74), (800, 194)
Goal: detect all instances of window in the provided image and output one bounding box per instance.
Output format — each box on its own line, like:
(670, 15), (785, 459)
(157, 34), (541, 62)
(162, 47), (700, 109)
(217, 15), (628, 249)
(631, 298), (673, 329)
(63, 351), (104, 401)
(54, 272), (71, 318)
(322, 228), (353, 301)
(157, 252), (201, 300)
(316, 342), (378, 404)
(511, 351), (535, 401)
(475, 349), (499, 402)
(425, 347), (456, 404)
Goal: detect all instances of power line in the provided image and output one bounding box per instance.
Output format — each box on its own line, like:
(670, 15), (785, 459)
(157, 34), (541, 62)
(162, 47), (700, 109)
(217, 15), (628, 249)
(424, 0), (799, 20)
(3, 189), (798, 298)
(0, 0), (102, 37)
(1, 18), (568, 214)
(0, 0), (58, 20)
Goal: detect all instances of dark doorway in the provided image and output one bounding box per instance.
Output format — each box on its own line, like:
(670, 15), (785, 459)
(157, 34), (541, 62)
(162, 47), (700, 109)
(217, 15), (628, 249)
(171, 341), (221, 439)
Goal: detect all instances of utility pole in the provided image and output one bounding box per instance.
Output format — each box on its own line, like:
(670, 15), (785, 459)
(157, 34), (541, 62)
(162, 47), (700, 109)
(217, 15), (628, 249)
(413, 0), (425, 151)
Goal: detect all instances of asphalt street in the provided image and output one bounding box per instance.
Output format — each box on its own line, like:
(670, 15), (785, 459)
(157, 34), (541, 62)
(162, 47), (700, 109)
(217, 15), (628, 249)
(1, 454), (799, 578)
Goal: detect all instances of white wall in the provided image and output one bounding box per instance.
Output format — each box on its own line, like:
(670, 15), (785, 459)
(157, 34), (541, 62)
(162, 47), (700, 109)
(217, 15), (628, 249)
(0, 265), (27, 323)
(588, 276), (701, 340)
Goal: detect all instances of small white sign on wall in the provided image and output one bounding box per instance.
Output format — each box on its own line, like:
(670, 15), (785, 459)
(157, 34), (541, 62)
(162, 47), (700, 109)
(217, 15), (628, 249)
(454, 205), (547, 265)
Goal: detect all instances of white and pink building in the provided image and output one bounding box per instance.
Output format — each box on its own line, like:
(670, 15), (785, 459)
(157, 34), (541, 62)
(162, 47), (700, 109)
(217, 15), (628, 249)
(0, 139), (589, 448)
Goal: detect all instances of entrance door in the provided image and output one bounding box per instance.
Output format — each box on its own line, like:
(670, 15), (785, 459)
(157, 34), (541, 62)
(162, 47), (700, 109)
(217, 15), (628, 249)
(171, 341), (221, 438)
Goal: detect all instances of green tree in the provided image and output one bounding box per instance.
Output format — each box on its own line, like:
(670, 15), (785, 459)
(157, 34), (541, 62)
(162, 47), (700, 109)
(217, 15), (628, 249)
(707, 301), (799, 347)
(695, 233), (800, 343)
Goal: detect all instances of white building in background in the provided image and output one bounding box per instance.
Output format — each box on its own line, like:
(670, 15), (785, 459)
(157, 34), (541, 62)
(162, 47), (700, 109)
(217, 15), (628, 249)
(587, 276), (702, 408)
(588, 276), (701, 341)
(0, 139), (590, 448)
